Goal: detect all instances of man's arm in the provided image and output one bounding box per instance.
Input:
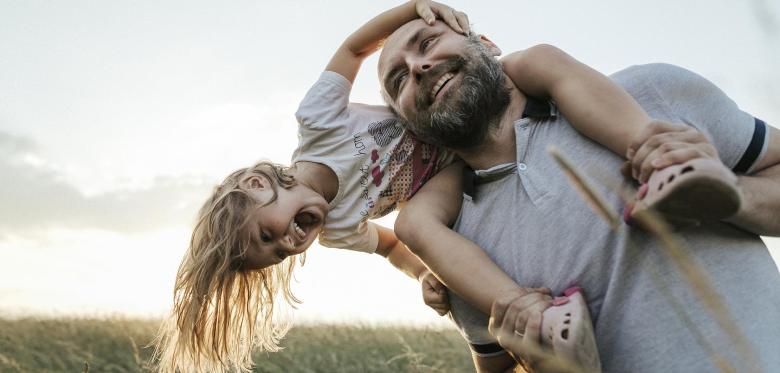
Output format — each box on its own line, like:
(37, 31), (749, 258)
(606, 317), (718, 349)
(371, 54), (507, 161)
(727, 125), (780, 235)
(628, 121), (780, 236)
(326, 0), (468, 84)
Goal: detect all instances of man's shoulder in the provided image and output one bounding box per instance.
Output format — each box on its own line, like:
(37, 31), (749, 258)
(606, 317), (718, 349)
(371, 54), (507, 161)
(609, 63), (694, 87)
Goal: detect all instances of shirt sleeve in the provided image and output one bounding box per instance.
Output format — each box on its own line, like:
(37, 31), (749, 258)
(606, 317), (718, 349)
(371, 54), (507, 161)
(641, 63), (769, 173)
(295, 71), (353, 129)
(317, 219), (379, 254)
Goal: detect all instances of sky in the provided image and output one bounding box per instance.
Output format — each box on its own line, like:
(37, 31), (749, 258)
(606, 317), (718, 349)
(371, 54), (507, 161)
(0, 0), (778, 325)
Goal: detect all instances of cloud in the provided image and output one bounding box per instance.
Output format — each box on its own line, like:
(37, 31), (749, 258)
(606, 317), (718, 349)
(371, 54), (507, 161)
(0, 131), (213, 236)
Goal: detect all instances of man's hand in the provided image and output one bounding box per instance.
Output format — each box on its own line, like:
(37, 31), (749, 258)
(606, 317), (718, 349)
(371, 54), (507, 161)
(419, 269), (450, 315)
(489, 293), (583, 373)
(414, 1), (470, 35)
(488, 288), (552, 351)
(626, 120), (719, 183)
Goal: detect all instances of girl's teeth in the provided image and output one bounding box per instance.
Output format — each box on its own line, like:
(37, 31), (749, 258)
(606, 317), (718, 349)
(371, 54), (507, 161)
(293, 222), (305, 237)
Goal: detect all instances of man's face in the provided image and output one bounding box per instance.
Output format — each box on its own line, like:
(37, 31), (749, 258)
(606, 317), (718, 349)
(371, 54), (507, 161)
(378, 20), (510, 149)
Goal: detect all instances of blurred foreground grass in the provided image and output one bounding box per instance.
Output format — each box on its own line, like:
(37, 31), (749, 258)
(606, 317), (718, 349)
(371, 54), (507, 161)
(0, 316), (473, 372)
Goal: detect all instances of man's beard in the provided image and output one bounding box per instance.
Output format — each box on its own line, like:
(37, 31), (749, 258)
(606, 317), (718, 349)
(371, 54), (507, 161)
(400, 37), (511, 150)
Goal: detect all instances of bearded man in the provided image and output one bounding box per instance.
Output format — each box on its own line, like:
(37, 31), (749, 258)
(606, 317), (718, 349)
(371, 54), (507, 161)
(379, 19), (780, 372)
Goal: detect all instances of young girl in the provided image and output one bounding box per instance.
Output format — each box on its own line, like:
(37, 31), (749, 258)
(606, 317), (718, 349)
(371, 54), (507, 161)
(154, 1), (741, 372)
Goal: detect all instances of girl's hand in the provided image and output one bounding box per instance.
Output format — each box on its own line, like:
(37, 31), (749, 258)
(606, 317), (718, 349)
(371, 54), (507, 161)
(419, 270), (450, 315)
(626, 120), (719, 183)
(414, 1), (470, 35)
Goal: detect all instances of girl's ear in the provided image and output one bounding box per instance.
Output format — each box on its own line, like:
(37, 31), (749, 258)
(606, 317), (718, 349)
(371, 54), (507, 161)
(478, 35), (502, 56)
(242, 175), (270, 190)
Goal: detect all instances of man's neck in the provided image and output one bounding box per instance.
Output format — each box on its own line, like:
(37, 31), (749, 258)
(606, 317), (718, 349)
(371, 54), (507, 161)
(455, 82), (527, 171)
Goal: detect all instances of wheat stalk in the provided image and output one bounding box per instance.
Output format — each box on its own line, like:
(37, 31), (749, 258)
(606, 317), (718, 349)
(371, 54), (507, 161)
(547, 146), (620, 229)
(547, 146), (757, 373)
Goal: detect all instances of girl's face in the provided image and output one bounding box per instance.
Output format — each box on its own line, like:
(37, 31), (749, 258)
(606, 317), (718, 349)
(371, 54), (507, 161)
(240, 175), (328, 270)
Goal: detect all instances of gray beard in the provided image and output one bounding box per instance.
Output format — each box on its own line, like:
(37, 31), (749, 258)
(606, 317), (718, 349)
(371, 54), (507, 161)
(401, 39), (511, 150)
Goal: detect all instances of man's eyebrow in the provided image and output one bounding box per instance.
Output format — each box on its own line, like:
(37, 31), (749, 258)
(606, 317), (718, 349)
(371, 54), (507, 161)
(406, 28), (426, 50)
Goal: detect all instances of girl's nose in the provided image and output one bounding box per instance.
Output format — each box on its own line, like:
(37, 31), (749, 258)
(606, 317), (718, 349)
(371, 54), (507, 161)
(278, 235), (307, 257)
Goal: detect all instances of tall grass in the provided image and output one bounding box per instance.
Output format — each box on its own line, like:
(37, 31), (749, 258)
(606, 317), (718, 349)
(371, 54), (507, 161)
(0, 316), (473, 373)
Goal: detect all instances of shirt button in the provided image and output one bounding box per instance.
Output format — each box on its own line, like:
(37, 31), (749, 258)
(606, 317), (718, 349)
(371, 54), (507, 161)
(518, 162), (527, 171)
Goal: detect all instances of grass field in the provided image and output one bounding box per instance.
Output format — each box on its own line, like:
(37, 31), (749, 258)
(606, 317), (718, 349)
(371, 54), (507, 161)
(0, 316), (474, 372)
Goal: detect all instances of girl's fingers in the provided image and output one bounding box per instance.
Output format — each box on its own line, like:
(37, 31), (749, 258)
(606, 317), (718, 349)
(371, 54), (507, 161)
(628, 121), (686, 158)
(631, 128), (708, 180)
(637, 142), (685, 182)
(417, 5), (436, 25)
(631, 131), (686, 178)
(439, 8), (463, 33)
(455, 11), (470, 34)
(654, 148), (708, 169)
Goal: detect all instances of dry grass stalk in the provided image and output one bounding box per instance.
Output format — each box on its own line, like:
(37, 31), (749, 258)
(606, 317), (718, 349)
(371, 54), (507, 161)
(626, 237), (736, 373)
(547, 147), (757, 372)
(632, 210), (756, 371)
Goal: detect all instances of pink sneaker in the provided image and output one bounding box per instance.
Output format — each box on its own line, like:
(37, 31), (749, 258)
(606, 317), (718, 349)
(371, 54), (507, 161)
(624, 158), (741, 227)
(541, 287), (601, 372)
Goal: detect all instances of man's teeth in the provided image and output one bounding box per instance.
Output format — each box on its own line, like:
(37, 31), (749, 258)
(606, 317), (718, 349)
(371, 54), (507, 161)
(293, 221), (305, 238)
(431, 72), (454, 101)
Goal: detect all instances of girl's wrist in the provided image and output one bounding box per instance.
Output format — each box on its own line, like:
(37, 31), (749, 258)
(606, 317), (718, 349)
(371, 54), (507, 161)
(416, 268), (432, 282)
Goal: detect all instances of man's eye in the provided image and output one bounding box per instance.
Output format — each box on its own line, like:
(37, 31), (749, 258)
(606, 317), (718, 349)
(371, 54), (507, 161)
(395, 72), (408, 89)
(421, 37), (435, 51)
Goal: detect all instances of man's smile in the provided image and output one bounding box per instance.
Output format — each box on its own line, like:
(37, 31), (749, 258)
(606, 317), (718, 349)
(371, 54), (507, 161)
(431, 71), (456, 102)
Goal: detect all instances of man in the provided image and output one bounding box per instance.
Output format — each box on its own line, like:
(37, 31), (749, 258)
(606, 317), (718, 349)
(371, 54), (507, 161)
(378, 19), (780, 372)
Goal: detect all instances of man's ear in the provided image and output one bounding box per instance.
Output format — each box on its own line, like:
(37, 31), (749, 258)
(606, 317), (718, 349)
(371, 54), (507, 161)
(242, 175), (270, 190)
(478, 35), (502, 56)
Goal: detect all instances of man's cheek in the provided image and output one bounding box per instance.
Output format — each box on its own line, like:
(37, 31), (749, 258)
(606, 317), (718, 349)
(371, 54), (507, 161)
(398, 96), (414, 120)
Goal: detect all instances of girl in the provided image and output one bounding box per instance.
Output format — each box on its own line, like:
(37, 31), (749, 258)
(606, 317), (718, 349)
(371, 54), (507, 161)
(154, 1), (740, 372)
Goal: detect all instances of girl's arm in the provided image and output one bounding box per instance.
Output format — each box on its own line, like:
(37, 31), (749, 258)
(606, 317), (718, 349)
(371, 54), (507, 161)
(395, 162), (536, 315)
(374, 224), (450, 316)
(329, 1), (467, 313)
(325, 0), (468, 84)
(501, 44), (651, 158)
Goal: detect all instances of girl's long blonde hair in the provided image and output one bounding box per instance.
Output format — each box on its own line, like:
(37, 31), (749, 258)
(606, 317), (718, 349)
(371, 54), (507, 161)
(154, 161), (304, 373)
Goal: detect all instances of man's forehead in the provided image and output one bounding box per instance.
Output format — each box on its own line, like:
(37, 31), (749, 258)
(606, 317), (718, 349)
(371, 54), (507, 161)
(379, 19), (436, 76)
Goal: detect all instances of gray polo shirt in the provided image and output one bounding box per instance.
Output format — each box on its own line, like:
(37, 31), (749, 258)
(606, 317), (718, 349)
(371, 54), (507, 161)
(449, 63), (779, 372)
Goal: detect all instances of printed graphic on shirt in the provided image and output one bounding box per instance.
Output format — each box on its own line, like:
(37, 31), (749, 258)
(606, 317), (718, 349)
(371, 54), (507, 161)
(354, 119), (442, 222)
(369, 119), (404, 146)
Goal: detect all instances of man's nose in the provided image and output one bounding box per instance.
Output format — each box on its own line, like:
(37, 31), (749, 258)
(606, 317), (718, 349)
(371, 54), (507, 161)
(411, 60), (433, 81)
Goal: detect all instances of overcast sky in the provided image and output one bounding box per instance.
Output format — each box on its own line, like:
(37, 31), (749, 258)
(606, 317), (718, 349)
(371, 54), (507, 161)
(1, 0), (778, 324)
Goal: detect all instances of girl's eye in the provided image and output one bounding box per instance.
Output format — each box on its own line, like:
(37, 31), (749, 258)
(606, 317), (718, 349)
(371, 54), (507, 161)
(276, 250), (287, 260)
(261, 232), (271, 243)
